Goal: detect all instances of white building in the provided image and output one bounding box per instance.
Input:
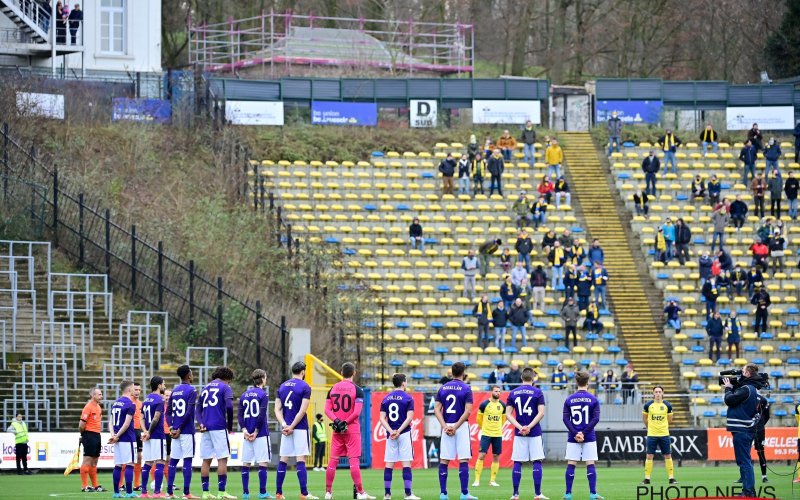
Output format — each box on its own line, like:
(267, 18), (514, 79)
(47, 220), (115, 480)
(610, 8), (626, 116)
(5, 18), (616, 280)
(0, 0), (161, 75)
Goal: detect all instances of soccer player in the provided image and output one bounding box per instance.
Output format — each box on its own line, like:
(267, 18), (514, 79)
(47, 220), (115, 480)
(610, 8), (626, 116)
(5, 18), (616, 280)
(641, 385), (677, 485)
(506, 367), (547, 500)
(434, 361), (476, 500)
(562, 371), (603, 500)
(378, 373), (420, 500)
(141, 376), (167, 498)
(473, 385), (505, 488)
(275, 361), (318, 500)
(108, 380), (138, 498)
(239, 369), (271, 500)
(324, 362), (375, 500)
(197, 366), (236, 500)
(167, 365), (200, 500)
(79, 387), (106, 492)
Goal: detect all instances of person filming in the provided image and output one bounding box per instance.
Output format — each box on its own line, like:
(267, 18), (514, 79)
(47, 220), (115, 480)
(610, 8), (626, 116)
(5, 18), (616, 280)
(722, 363), (763, 498)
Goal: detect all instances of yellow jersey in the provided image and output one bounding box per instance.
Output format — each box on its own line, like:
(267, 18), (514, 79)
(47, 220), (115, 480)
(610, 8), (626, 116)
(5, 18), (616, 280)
(643, 400), (673, 437)
(477, 399), (506, 438)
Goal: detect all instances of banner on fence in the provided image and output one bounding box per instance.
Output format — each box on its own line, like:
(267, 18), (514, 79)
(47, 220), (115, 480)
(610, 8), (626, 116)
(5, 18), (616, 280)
(16, 91), (65, 120)
(226, 101), (285, 125)
(596, 429), (707, 461)
(410, 99), (438, 128)
(596, 100), (663, 124)
(707, 427), (798, 461)
(726, 106), (795, 130)
(311, 101), (377, 126)
(370, 392), (427, 469)
(112, 98), (172, 123)
(472, 100), (541, 124)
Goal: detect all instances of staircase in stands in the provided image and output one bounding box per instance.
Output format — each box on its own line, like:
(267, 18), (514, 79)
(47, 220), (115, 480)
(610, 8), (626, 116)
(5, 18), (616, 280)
(560, 131), (691, 426)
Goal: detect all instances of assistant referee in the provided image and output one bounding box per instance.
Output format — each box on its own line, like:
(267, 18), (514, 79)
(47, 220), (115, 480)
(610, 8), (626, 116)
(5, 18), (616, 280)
(473, 385), (506, 487)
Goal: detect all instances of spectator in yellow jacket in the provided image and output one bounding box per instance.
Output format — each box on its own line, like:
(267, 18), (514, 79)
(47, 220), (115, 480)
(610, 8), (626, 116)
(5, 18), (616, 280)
(545, 139), (564, 179)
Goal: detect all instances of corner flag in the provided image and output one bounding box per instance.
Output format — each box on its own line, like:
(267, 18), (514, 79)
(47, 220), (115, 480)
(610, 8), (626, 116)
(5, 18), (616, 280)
(63, 442), (81, 476)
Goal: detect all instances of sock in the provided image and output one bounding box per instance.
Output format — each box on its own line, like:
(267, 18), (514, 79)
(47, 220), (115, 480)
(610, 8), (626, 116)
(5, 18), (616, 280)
(182, 458), (193, 495)
(402, 467), (412, 496)
(512, 462), (522, 496)
(645, 457), (653, 479)
(438, 463), (448, 495)
(134, 462), (142, 488)
(325, 458), (337, 493)
(167, 459), (179, 495)
(259, 466), (268, 495)
(80, 465), (89, 488)
(587, 464), (597, 495)
(142, 463), (152, 494)
(533, 461), (543, 496)
(474, 459), (484, 483)
(459, 462), (469, 495)
(490, 462), (499, 483)
(665, 457), (674, 479)
(297, 461), (309, 495)
(90, 466), (100, 488)
(218, 473), (227, 492)
(113, 466), (122, 495)
(349, 457), (363, 494)
(384, 467), (393, 495)
(201, 475), (210, 492)
(242, 466), (250, 495)
(276, 461), (287, 494)
(154, 463), (165, 494)
(125, 464), (134, 494)
(565, 463), (575, 494)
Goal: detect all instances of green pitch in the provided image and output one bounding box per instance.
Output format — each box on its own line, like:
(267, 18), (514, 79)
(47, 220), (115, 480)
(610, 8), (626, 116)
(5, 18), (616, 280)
(5, 465), (800, 500)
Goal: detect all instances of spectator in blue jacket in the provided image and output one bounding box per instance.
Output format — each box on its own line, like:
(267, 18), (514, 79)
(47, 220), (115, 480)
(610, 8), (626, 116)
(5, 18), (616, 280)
(439, 153), (456, 196)
(664, 300), (682, 334)
(706, 310), (724, 361)
(499, 275), (520, 310)
(730, 195), (748, 230)
(764, 138), (782, 175)
(708, 175), (722, 207)
(661, 218), (676, 260)
(739, 140), (758, 182)
(587, 239), (604, 266)
(698, 252), (712, 286)
(592, 262), (609, 307)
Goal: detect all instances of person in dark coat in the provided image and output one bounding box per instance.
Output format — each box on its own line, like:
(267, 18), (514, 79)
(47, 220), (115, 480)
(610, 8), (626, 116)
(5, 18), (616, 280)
(747, 123), (764, 151)
(438, 153), (456, 196)
(674, 218), (691, 265)
(739, 139), (758, 181)
(793, 121), (800, 164)
(706, 310), (724, 361)
(68, 3), (82, 45)
(473, 295), (493, 348)
(702, 276), (719, 319)
(751, 286), (771, 336)
(730, 195), (748, 230)
(487, 148), (505, 196)
(698, 252), (712, 285)
(785, 171), (799, 221)
(641, 150), (660, 195)
(491, 302), (508, 350)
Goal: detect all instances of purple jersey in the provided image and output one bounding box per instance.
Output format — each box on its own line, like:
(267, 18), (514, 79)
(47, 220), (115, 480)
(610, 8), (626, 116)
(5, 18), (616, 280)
(380, 390), (414, 434)
(111, 396), (136, 442)
(238, 386), (270, 437)
(435, 379), (473, 425)
(507, 384), (546, 437)
(563, 390), (600, 443)
(142, 392), (166, 440)
(169, 383), (197, 434)
(198, 379), (235, 431)
(276, 378), (312, 430)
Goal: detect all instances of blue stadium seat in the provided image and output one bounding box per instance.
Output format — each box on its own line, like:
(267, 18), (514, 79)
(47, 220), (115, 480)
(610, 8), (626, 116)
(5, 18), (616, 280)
(547, 359), (560, 367)
(556, 346), (570, 354)
(720, 410), (728, 418)
(780, 383), (793, 391)
(326, 237), (341, 244)
(598, 359), (612, 366)
(411, 373), (424, 380)
(442, 360), (454, 367)
(539, 346), (553, 354)
(710, 397), (723, 405)
(431, 322), (444, 329)
(788, 358), (800, 365)
(585, 333), (599, 341)
(504, 347), (519, 354)
(396, 321), (410, 329)
(718, 359), (732, 366)
(428, 373), (441, 380)
(616, 359), (628, 367)
(390, 359), (403, 367)
(702, 410), (716, 418)
(690, 383), (704, 391)
(775, 410), (788, 418)
(608, 345), (621, 354)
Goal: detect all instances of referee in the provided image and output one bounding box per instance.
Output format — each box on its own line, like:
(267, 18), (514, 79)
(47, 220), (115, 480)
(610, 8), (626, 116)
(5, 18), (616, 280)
(472, 385), (506, 487)
(79, 387), (106, 492)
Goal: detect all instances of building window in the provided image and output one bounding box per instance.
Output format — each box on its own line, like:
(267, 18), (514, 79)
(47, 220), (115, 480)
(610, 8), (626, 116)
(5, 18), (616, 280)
(100, 0), (125, 53)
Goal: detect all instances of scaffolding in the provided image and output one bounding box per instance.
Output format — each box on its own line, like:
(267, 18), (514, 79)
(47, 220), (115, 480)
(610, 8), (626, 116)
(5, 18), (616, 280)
(189, 11), (473, 78)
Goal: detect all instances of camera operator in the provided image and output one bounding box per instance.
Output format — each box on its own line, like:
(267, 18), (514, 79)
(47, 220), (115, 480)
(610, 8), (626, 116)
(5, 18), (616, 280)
(722, 363), (762, 498)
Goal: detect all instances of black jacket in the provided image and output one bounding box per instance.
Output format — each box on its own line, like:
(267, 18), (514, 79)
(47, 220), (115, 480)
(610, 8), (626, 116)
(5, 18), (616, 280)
(492, 307), (508, 327)
(508, 304), (528, 326)
(739, 145), (758, 164)
(751, 291), (771, 309)
(520, 128), (536, 145)
(409, 223), (422, 238)
(785, 177), (799, 200)
(730, 200), (748, 218)
(706, 316), (724, 337)
(641, 156), (660, 174)
(487, 156), (505, 177)
(718, 251), (733, 272)
(438, 158), (456, 177)
(702, 280), (719, 302)
(699, 129), (719, 142)
(515, 237), (534, 255)
(675, 224), (691, 245)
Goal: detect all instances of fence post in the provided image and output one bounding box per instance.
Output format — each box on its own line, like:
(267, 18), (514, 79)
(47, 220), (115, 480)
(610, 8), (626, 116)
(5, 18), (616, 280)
(189, 260), (195, 327)
(104, 209), (111, 275)
(255, 300), (262, 367)
(52, 168), (59, 247)
(269, 192), (274, 210)
(280, 315), (287, 378)
(287, 224), (293, 259)
(276, 206), (282, 245)
(29, 146), (36, 223)
(78, 193), (85, 267)
(252, 161), (258, 212)
(216, 276), (224, 347)
(130, 224), (137, 297)
(157, 241), (164, 310)
(2, 123), (8, 202)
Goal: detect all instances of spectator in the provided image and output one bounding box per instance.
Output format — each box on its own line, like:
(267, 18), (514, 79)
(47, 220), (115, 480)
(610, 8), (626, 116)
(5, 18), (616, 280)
(512, 191), (531, 229)
(484, 136), (494, 157)
(558, 228), (575, 249)
(764, 138), (782, 175)
(549, 241), (568, 290)
(515, 230), (534, 272)
(707, 310), (724, 362)
(408, 217), (424, 251)
(545, 138), (563, 179)
(747, 123), (763, 151)
(664, 299), (682, 335)
(710, 207), (729, 253)
(751, 173), (767, 218)
(698, 252), (712, 286)
(717, 266), (733, 299)
(505, 363), (523, 387)
(769, 171), (783, 219)
(747, 266), (764, 297)
(560, 297), (581, 348)
(674, 218), (691, 265)
(551, 363), (568, 390)
(602, 369), (618, 403)
(661, 217), (676, 260)
(588, 362), (601, 394)
(751, 285), (771, 336)
(607, 111), (623, 156)
(461, 249), (479, 300)
(472, 152), (486, 195)
(497, 129), (517, 161)
(499, 275), (520, 310)
(568, 240), (585, 267)
(500, 247), (513, 274)
(530, 264), (547, 312)
(739, 139), (758, 182)
(576, 266), (592, 311)
(785, 171), (799, 221)
(691, 175), (706, 202)
(457, 154), (471, 196)
(439, 370), (454, 385)
(730, 195), (748, 231)
(794, 121), (800, 164)
(55, 1), (66, 44)
(473, 295), (493, 348)
(633, 189), (649, 216)
(488, 149), (505, 196)
(699, 123), (719, 156)
(491, 302), (508, 350)
(467, 134), (480, 161)
(68, 3), (82, 45)
(641, 150), (660, 196)
(478, 238), (502, 276)
(708, 175), (722, 207)
(725, 311), (742, 360)
(711, 257), (722, 278)
(531, 195), (548, 229)
(655, 227), (667, 263)
(587, 239), (604, 266)
(592, 261), (609, 307)
(657, 129), (681, 175)
(508, 298), (529, 348)
(756, 219), (773, 244)
(620, 364), (639, 404)
(487, 364), (506, 389)
(554, 176), (571, 208)
(717, 247), (733, 273)
(750, 238), (769, 272)
(511, 260), (529, 292)
(769, 230), (786, 274)
(520, 121), (537, 165)
(537, 175), (554, 205)
(541, 230), (557, 254)
(702, 275), (719, 318)
(583, 301), (603, 335)
(438, 152), (456, 196)
(731, 265), (747, 297)
(563, 264), (577, 299)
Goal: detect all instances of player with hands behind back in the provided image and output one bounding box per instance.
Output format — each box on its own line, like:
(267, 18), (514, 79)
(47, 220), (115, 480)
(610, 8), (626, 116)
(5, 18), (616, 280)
(562, 371), (603, 500)
(506, 367), (548, 500)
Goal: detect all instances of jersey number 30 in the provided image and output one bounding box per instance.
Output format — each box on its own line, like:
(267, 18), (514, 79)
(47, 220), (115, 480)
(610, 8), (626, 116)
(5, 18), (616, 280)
(331, 393), (353, 412)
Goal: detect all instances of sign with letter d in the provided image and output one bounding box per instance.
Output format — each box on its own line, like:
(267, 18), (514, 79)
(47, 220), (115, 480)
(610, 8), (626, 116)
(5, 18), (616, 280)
(410, 100), (438, 128)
